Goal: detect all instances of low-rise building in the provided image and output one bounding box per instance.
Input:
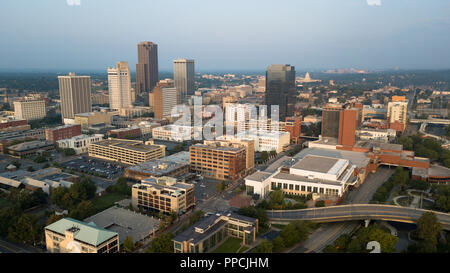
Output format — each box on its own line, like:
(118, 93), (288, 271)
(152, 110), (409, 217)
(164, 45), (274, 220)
(152, 125), (193, 142)
(107, 127), (141, 139)
(45, 218), (119, 253)
(131, 176), (195, 214)
(84, 206), (160, 245)
(74, 111), (113, 130)
(172, 213), (258, 253)
(7, 140), (54, 156)
(223, 130), (290, 153)
(246, 154), (359, 200)
(88, 139), (165, 165)
(45, 124), (82, 144)
(56, 134), (104, 154)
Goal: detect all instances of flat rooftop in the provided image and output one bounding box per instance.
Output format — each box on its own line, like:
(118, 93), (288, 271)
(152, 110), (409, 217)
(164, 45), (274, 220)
(92, 139), (162, 153)
(291, 155), (343, 174)
(272, 172), (343, 187)
(84, 206), (160, 245)
(126, 160), (187, 176)
(294, 148), (370, 169)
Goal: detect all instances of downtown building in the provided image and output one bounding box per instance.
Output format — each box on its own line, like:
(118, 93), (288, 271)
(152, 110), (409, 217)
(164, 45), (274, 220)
(131, 176), (195, 215)
(264, 64), (296, 120)
(88, 139), (165, 165)
(108, 62), (133, 110)
(387, 96), (408, 133)
(45, 124), (82, 144)
(13, 100), (46, 121)
(152, 80), (179, 119)
(173, 58), (195, 102)
(136, 41), (159, 94)
(58, 73), (92, 121)
(189, 141), (247, 181)
(56, 134), (104, 154)
(45, 218), (119, 253)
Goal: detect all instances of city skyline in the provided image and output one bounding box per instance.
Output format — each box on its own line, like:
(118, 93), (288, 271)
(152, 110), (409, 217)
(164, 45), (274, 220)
(1, 0), (450, 72)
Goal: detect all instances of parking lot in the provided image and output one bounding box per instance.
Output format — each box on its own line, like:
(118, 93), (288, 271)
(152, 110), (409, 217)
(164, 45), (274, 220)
(60, 156), (125, 180)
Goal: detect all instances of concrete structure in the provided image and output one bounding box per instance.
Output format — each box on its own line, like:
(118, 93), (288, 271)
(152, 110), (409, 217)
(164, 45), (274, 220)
(58, 73), (92, 119)
(136, 42), (159, 94)
(0, 128), (45, 154)
(173, 58), (195, 102)
(152, 80), (178, 119)
(84, 206), (160, 245)
(357, 128), (396, 142)
(45, 218), (119, 253)
(284, 116), (302, 143)
(152, 125), (193, 142)
(387, 96), (408, 133)
(56, 134), (104, 154)
(246, 154), (357, 200)
(108, 62), (132, 110)
(0, 118), (29, 133)
(267, 204), (450, 230)
(173, 213), (258, 253)
(74, 112), (113, 130)
(223, 130), (290, 153)
(162, 151), (190, 164)
(88, 139), (165, 165)
(132, 176), (195, 214)
(13, 100), (46, 121)
(125, 159), (189, 181)
(107, 127), (141, 139)
(190, 141), (247, 181)
(7, 140), (54, 156)
(45, 124), (82, 144)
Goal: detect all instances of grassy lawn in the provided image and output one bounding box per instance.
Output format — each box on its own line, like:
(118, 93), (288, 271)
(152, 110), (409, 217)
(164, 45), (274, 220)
(92, 193), (126, 212)
(238, 246), (249, 253)
(211, 237), (243, 253)
(271, 224), (287, 230)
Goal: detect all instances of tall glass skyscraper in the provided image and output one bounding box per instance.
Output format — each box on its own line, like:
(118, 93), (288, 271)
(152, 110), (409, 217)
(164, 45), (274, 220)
(264, 64), (296, 120)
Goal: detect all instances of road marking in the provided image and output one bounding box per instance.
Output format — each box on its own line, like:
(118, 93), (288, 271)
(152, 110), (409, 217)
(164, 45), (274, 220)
(0, 241), (19, 253)
(303, 223), (346, 253)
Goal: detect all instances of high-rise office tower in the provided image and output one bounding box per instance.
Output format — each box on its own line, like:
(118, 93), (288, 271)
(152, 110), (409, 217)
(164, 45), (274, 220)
(108, 61), (132, 110)
(321, 104), (342, 139)
(173, 59), (195, 102)
(264, 64), (296, 120)
(58, 72), (92, 120)
(153, 80), (178, 119)
(136, 42), (159, 94)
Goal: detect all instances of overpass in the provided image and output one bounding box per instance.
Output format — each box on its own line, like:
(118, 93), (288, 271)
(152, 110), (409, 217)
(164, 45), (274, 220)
(267, 204), (450, 230)
(410, 119), (450, 125)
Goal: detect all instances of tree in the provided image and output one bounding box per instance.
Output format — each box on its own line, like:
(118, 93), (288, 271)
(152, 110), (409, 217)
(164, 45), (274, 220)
(253, 240), (273, 253)
(122, 236), (134, 253)
(27, 166), (35, 172)
(147, 233), (174, 253)
(8, 214), (41, 246)
(417, 212), (442, 252)
(272, 236), (285, 253)
(108, 177), (130, 195)
(315, 200), (325, 207)
(260, 151), (269, 162)
(46, 214), (64, 226)
(63, 148), (76, 156)
(69, 201), (96, 220)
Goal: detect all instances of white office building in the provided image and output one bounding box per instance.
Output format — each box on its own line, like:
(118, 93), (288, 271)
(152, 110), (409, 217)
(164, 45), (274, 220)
(152, 125), (193, 142)
(14, 100), (46, 121)
(108, 62), (132, 110)
(56, 134), (104, 154)
(221, 130), (290, 153)
(245, 154), (357, 199)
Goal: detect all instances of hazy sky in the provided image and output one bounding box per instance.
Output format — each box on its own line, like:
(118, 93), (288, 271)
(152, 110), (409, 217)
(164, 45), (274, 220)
(1, 0), (450, 72)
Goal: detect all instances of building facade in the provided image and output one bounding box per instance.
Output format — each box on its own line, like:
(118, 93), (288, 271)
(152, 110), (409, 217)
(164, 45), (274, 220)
(265, 64), (296, 120)
(88, 139), (165, 165)
(173, 58), (195, 102)
(136, 42), (159, 94)
(132, 176), (195, 214)
(108, 62), (132, 110)
(56, 134), (104, 154)
(45, 218), (119, 253)
(45, 124), (82, 144)
(13, 100), (46, 121)
(189, 141), (247, 181)
(58, 73), (92, 119)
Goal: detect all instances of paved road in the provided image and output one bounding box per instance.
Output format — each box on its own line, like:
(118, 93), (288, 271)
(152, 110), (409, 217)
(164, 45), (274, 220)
(0, 238), (44, 253)
(288, 167), (395, 253)
(268, 204), (450, 230)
